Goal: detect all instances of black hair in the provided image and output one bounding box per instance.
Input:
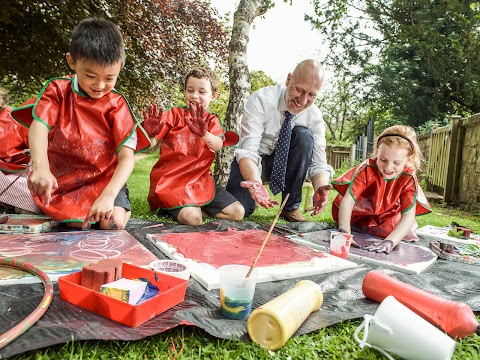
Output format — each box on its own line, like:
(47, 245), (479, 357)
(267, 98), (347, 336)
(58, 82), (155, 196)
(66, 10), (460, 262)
(69, 18), (125, 67)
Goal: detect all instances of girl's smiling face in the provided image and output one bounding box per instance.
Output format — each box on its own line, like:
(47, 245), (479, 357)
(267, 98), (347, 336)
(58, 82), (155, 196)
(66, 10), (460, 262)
(376, 143), (411, 179)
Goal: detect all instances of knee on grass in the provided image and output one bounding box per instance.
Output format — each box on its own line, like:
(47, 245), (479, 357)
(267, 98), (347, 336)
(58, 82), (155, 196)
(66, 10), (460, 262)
(177, 207), (203, 226)
(219, 201), (245, 221)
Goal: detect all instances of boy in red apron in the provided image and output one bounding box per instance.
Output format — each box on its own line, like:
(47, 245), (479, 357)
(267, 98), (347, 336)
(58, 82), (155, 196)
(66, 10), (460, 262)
(332, 125), (431, 253)
(11, 18), (150, 229)
(143, 67), (244, 225)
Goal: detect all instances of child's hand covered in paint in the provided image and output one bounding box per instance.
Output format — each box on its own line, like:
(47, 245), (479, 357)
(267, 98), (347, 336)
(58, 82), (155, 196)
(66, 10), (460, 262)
(186, 102), (211, 137)
(305, 184), (333, 215)
(28, 167), (58, 207)
(82, 195), (115, 229)
(142, 104), (164, 138)
(240, 181), (279, 209)
(364, 240), (394, 254)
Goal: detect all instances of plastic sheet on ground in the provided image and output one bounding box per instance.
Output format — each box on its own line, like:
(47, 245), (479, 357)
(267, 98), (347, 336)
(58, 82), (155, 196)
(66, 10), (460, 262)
(0, 219), (479, 358)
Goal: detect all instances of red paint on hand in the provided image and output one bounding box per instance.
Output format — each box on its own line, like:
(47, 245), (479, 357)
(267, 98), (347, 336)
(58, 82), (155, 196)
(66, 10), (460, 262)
(142, 104), (164, 138)
(186, 103), (210, 137)
(306, 184), (333, 216)
(240, 181), (279, 209)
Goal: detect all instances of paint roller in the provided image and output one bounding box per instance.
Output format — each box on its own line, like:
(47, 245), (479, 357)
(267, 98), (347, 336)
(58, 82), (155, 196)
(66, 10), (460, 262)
(362, 270), (479, 339)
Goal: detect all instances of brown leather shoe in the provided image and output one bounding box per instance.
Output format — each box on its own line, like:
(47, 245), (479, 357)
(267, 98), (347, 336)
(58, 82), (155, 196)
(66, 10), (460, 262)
(281, 209), (308, 222)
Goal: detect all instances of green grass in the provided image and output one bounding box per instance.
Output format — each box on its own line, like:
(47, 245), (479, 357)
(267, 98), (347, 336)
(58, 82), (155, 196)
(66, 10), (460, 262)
(12, 153), (480, 359)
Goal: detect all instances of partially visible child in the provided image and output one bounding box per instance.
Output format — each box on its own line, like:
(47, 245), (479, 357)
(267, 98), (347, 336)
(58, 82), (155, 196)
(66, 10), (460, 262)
(331, 125), (431, 253)
(0, 87), (41, 214)
(144, 67), (244, 225)
(11, 18), (150, 229)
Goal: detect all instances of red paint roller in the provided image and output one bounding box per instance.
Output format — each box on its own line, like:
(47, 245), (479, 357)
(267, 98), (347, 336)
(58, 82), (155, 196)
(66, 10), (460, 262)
(362, 270), (479, 339)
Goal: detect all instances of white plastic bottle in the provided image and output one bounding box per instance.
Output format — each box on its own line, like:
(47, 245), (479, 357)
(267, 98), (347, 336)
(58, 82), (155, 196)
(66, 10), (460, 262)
(247, 280), (323, 350)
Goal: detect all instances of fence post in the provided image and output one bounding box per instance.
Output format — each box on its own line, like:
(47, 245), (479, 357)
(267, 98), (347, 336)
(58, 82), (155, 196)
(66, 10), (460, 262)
(362, 136), (368, 160)
(443, 115), (462, 204)
(349, 144), (356, 167)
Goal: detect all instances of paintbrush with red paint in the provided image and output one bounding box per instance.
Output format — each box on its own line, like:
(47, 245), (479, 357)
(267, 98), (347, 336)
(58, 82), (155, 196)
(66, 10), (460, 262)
(246, 194), (290, 278)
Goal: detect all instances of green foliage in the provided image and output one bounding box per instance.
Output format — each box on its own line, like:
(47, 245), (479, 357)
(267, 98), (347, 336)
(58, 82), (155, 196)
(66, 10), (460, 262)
(250, 70), (276, 93)
(309, 0), (480, 127)
(0, 0), (229, 111)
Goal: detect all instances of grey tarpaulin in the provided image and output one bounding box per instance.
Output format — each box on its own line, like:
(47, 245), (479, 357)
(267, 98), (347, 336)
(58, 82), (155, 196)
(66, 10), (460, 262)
(0, 219), (479, 358)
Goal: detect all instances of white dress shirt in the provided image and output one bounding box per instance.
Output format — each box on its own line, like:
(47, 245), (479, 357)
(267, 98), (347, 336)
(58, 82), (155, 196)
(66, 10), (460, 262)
(235, 84), (334, 180)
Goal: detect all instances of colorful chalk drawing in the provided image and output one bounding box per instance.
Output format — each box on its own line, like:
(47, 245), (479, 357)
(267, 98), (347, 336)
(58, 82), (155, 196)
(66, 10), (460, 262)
(0, 230), (159, 284)
(287, 230), (438, 274)
(146, 229), (357, 290)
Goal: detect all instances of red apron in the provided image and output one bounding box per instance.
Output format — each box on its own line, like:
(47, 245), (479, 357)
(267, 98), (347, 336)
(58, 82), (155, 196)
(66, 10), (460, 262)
(332, 158), (431, 239)
(148, 107), (224, 210)
(11, 75), (150, 221)
(0, 106), (30, 172)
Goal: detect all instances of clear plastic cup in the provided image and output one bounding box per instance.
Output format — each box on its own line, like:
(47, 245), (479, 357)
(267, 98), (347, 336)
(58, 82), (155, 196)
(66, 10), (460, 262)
(330, 231), (353, 259)
(219, 265), (258, 320)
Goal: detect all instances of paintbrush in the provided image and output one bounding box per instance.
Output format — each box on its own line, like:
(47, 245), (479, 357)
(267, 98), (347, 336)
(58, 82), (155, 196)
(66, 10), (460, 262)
(271, 224), (305, 238)
(256, 223), (287, 237)
(246, 194), (290, 278)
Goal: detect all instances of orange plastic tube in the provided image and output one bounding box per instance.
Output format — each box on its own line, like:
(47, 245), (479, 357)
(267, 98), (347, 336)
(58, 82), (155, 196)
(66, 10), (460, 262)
(362, 270), (479, 339)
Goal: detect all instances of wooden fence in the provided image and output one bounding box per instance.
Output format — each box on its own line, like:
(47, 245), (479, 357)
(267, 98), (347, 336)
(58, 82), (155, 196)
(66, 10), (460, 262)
(326, 145), (355, 170)
(418, 115), (463, 205)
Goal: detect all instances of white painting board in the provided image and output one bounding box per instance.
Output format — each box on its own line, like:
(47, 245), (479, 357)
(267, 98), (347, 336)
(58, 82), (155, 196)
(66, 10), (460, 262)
(417, 225), (480, 245)
(0, 214), (57, 234)
(146, 229), (358, 290)
(287, 230), (438, 275)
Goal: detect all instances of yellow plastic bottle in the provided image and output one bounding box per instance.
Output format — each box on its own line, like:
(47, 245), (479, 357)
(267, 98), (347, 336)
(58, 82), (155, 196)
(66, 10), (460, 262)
(303, 183), (314, 212)
(247, 280), (323, 350)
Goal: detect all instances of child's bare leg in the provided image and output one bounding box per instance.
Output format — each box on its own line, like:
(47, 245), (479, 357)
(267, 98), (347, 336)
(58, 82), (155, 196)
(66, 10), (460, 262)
(177, 207), (203, 226)
(100, 206), (131, 230)
(213, 201), (245, 221)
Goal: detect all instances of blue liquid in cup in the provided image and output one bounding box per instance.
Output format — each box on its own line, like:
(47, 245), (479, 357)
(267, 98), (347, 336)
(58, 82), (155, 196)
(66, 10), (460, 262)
(220, 293), (253, 320)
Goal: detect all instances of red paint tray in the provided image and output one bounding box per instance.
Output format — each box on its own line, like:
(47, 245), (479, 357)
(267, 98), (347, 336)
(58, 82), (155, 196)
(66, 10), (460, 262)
(58, 263), (187, 327)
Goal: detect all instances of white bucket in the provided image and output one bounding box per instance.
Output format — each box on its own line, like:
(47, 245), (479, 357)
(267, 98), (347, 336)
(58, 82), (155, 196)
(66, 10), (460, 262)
(354, 296), (456, 360)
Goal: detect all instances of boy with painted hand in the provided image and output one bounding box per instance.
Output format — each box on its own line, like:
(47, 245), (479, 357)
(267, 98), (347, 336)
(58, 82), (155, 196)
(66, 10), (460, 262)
(0, 87), (42, 214)
(143, 67), (244, 225)
(331, 125), (431, 254)
(11, 18), (150, 229)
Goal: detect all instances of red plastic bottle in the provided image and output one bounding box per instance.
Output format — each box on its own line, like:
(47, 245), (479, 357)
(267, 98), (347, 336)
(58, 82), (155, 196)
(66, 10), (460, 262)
(362, 270), (479, 339)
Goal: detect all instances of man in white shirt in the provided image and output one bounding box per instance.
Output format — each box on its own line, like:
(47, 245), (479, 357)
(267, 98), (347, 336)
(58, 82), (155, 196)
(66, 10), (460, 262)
(226, 59), (334, 222)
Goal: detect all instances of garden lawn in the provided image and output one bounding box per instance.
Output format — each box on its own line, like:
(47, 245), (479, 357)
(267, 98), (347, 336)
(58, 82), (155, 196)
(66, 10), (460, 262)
(12, 152), (480, 360)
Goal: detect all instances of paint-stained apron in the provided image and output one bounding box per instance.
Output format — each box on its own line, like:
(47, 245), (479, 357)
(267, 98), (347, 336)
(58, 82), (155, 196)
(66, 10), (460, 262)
(0, 105), (42, 213)
(0, 106), (30, 172)
(148, 107), (224, 210)
(11, 75), (150, 222)
(331, 158), (431, 240)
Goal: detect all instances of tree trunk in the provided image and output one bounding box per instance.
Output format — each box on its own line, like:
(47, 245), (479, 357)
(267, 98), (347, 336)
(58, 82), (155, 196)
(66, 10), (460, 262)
(214, 0), (273, 186)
